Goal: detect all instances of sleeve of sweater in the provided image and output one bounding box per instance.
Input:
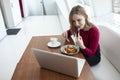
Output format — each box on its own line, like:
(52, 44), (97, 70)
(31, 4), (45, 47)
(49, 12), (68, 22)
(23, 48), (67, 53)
(67, 29), (72, 38)
(82, 27), (100, 56)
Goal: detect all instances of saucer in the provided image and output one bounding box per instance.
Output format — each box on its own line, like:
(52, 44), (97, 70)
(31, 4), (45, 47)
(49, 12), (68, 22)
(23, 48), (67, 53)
(47, 41), (61, 48)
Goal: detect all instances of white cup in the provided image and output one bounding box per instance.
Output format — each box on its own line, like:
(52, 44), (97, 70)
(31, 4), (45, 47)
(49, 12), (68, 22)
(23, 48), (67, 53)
(50, 37), (58, 45)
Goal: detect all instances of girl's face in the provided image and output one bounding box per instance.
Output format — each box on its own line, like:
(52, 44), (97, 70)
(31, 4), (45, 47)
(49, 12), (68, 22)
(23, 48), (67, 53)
(72, 14), (86, 30)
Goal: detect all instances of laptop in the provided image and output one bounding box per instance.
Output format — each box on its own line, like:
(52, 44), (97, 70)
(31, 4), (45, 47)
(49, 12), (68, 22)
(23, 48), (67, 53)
(31, 48), (85, 78)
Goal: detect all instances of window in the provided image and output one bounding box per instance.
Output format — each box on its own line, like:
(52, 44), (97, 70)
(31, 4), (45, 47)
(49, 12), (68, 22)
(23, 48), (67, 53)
(113, 0), (120, 14)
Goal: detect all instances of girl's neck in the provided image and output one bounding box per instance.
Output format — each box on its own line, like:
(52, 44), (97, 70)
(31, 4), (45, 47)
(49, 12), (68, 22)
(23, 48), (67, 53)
(83, 24), (92, 31)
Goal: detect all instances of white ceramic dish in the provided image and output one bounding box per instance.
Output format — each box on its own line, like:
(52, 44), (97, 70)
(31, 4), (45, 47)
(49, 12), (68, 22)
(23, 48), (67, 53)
(47, 41), (61, 48)
(60, 44), (79, 56)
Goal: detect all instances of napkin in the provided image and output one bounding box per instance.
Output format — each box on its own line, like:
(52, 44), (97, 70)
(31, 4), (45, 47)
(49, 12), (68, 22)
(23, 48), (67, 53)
(71, 34), (77, 45)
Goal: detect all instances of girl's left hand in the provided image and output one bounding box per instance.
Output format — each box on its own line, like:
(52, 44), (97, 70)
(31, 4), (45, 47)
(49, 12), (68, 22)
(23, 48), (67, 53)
(76, 35), (86, 49)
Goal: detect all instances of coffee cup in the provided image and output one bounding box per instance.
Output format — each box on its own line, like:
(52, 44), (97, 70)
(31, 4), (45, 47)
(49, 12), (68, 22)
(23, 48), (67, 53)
(50, 37), (58, 45)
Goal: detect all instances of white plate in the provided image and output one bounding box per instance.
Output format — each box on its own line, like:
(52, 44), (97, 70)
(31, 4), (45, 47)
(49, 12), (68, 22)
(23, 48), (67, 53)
(47, 41), (61, 48)
(60, 45), (79, 55)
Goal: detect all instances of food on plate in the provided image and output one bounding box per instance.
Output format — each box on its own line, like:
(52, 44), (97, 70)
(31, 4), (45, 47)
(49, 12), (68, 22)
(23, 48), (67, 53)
(64, 45), (77, 54)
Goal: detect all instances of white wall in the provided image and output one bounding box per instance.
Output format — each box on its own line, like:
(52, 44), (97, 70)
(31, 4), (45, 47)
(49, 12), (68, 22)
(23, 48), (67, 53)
(0, 0), (13, 28)
(56, 0), (70, 31)
(44, 0), (57, 15)
(11, 0), (22, 27)
(22, 0), (58, 16)
(65, 0), (113, 21)
(0, 0), (22, 28)
(65, 0), (79, 12)
(0, 6), (6, 40)
(22, 0), (43, 17)
(62, 0), (95, 22)
(91, 0), (112, 18)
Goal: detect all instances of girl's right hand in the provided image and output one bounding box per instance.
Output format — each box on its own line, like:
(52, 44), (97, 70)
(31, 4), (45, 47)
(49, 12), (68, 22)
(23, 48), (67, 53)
(76, 35), (86, 49)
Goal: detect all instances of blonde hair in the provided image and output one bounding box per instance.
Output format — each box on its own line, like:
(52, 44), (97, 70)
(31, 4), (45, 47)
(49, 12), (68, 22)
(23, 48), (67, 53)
(69, 5), (94, 33)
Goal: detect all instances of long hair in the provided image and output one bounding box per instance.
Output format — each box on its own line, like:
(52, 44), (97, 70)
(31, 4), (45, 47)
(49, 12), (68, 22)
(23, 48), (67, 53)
(69, 5), (94, 33)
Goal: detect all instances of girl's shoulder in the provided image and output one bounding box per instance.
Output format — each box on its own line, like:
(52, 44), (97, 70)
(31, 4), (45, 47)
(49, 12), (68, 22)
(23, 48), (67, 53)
(90, 25), (99, 31)
(89, 25), (99, 33)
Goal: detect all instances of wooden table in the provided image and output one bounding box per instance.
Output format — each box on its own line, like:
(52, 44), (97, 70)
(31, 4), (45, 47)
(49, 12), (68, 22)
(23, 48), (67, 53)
(12, 35), (95, 80)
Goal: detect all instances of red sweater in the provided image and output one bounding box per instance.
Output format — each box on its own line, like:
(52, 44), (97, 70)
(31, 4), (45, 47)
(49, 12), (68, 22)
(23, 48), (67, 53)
(67, 26), (100, 56)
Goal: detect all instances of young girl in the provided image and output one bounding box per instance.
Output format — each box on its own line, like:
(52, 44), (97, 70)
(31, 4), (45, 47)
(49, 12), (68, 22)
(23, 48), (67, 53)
(62, 5), (101, 66)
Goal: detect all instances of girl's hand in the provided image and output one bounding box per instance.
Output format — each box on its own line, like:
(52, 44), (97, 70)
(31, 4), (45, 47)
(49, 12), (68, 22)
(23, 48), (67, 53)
(62, 31), (68, 38)
(62, 31), (70, 42)
(76, 35), (86, 49)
